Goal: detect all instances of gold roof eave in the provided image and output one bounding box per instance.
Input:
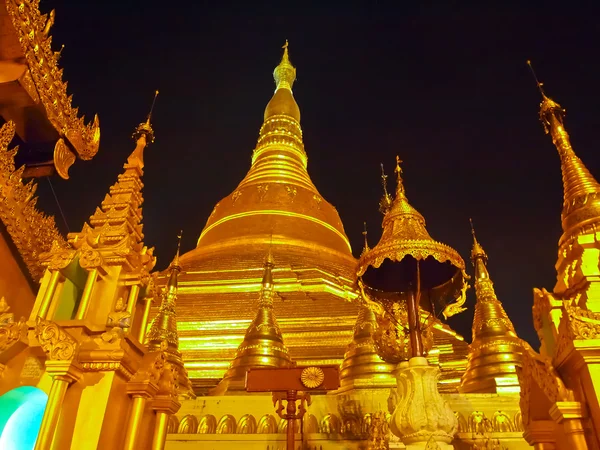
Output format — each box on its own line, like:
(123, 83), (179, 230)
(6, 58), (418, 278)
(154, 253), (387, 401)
(357, 239), (465, 278)
(2, 1), (101, 179)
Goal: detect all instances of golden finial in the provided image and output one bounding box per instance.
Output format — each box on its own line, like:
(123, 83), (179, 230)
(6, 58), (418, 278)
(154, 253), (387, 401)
(469, 218), (487, 262)
(526, 60), (546, 97)
(379, 164), (393, 214)
(394, 155), (405, 195)
(273, 40), (296, 92)
(171, 229), (182, 270)
(361, 221), (370, 256)
(526, 61), (565, 134)
(133, 90), (159, 143)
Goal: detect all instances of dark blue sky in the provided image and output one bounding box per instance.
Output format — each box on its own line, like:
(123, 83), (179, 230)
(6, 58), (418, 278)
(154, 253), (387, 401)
(30, 0), (600, 345)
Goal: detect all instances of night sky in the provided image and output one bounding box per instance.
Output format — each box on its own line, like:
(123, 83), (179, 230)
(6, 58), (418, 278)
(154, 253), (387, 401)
(29, 1), (600, 346)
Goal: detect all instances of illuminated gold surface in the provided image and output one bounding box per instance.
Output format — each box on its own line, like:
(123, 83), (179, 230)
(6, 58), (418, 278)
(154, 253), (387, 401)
(338, 305), (396, 391)
(536, 83), (600, 250)
(357, 157), (468, 364)
(518, 70), (600, 449)
(212, 256), (293, 394)
(166, 44), (358, 391)
(460, 225), (523, 393)
(357, 157), (466, 280)
(0, 121), (66, 281)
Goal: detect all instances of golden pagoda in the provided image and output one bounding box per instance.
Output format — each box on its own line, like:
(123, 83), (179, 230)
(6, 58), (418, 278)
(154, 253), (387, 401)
(4, 3), (600, 447)
(211, 252), (294, 394)
(171, 41), (360, 392)
(460, 221), (524, 394)
(517, 64), (600, 449)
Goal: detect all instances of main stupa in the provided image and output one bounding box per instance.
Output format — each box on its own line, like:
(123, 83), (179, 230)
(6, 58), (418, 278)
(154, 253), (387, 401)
(173, 43), (359, 392)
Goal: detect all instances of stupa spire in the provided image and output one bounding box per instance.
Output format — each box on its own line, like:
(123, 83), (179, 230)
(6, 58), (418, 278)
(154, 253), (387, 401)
(67, 91), (158, 273)
(146, 232), (183, 352)
(339, 305), (397, 391)
(211, 253), (294, 394)
(273, 40), (296, 92)
(196, 43), (352, 256)
(460, 221), (523, 393)
(528, 61), (600, 247)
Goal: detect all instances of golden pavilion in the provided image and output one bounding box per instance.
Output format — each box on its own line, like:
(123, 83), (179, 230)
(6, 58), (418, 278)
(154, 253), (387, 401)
(0, 2), (600, 450)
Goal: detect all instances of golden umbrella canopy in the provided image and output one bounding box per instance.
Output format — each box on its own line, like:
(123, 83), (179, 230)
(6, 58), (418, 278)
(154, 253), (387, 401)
(357, 157), (468, 363)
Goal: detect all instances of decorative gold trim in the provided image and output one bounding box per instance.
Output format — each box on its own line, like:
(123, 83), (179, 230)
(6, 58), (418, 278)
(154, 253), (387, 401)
(35, 317), (77, 361)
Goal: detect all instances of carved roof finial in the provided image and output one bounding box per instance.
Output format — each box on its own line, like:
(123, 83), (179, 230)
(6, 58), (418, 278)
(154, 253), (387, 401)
(394, 155), (405, 195)
(379, 163), (393, 215)
(133, 90), (158, 144)
(469, 218), (486, 262)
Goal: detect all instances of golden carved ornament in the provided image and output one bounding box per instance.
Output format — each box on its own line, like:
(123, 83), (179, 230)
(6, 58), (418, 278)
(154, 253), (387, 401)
(5, 0), (101, 162)
(517, 342), (572, 425)
(367, 411), (390, 450)
(45, 240), (76, 270)
(53, 138), (76, 179)
(0, 297), (14, 326)
(359, 284), (435, 363)
(0, 320), (28, 353)
(79, 247), (103, 269)
(131, 347), (167, 384)
(562, 304), (600, 340)
(358, 158), (468, 355)
(34, 317), (77, 360)
(300, 367), (325, 389)
(0, 121), (67, 280)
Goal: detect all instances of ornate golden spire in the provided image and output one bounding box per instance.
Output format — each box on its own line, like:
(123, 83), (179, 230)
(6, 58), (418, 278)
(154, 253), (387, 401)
(528, 61), (600, 247)
(211, 254), (293, 394)
(339, 305), (397, 391)
(273, 40), (296, 92)
(146, 232), (182, 352)
(196, 43), (352, 257)
(460, 221), (523, 393)
(66, 95), (157, 274)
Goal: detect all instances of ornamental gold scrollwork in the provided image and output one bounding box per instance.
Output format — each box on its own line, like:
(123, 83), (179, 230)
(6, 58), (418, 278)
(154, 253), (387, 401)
(79, 247), (103, 269)
(131, 347), (167, 384)
(563, 305), (600, 340)
(35, 317), (77, 360)
(0, 317), (28, 353)
(45, 242), (76, 270)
